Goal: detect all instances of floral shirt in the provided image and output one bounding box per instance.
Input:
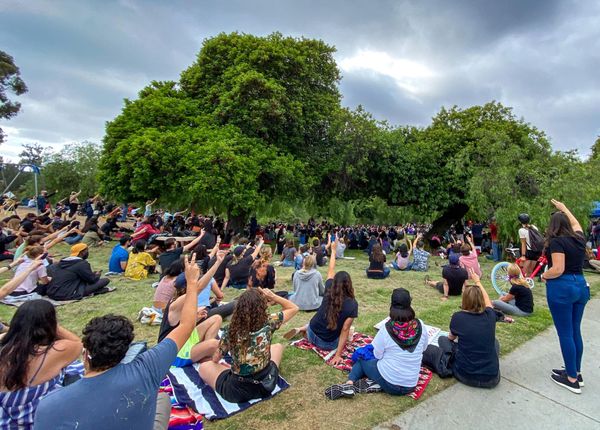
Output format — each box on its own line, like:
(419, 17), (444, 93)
(412, 248), (430, 271)
(219, 312), (284, 376)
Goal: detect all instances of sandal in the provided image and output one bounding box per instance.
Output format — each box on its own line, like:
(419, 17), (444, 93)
(283, 328), (300, 340)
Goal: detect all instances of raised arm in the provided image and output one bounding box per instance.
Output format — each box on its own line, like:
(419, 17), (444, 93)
(468, 268), (492, 308)
(183, 229), (206, 252)
(258, 288), (299, 324)
(208, 236), (221, 258)
(327, 238), (338, 280)
(0, 258), (43, 300)
(167, 252), (225, 348)
(250, 237), (265, 260)
(551, 199), (582, 233)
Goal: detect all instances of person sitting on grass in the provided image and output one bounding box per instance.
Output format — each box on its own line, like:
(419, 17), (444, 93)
(34, 254), (207, 430)
(284, 247), (358, 365)
(424, 253), (468, 301)
(423, 269), (500, 388)
(7, 246), (51, 297)
(366, 244), (390, 279)
(198, 288), (299, 403)
(280, 239), (296, 267)
(81, 217), (106, 247)
(157, 231), (207, 278)
(289, 254), (325, 311)
(249, 245), (277, 289)
(491, 263), (534, 317)
(222, 237), (264, 289)
(312, 238), (328, 266)
(0, 300), (82, 429)
(325, 288), (428, 400)
(107, 235), (131, 275)
(124, 239), (156, 281)
(0, 257), (43, 301)
(46, 243), (112, 301)
(153, 259), (185, 313)
(294, 244), (309, 270)
(392, 242), (412, 271)
(411, 235), (430, 272)
(459, 234), (482, 278)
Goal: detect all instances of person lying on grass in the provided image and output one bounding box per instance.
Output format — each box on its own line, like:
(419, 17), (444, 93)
(199, 288), (299, 403)
(424, 253), (468, 301)
(284, 242), (359, 365)
(33, 253), (210, 430)
(491, 263), (534, 317)
(0, 300), (83, 430)
(325, 288), (428, 400)
(157, 251), (227, 367)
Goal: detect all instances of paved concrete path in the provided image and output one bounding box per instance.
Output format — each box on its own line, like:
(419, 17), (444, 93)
(376, 299), (600, 430)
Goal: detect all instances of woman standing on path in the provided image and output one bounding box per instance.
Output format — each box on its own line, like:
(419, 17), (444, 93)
(541, 199), (589, 394)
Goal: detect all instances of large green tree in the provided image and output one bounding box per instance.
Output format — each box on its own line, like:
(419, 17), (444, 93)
(0, 50), (28, 144)
(179, 32), (341, 165)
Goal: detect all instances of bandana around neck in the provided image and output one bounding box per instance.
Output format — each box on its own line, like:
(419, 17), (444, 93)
(385, 318), (422, 352)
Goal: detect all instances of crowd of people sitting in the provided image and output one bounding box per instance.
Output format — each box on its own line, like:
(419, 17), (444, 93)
(0, 193), (595, 428)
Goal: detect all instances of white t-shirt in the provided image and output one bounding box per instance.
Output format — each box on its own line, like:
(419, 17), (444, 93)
(372, 319), (429, 387)
(336, 242), (346, 259)
(13, 257), (48, 294)
(518, 225), (538, 250)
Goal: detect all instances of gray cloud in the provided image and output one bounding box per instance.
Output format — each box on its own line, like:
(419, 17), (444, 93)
(0, 0), (599, 161)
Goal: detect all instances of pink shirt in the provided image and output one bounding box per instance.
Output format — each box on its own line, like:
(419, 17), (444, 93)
(13, 258), (48, 294)
(153, 276), (176, 305)
(459, 252), (482, 278)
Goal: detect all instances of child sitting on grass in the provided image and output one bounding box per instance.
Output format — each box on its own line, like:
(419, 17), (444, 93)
(492, 263), (534, 316)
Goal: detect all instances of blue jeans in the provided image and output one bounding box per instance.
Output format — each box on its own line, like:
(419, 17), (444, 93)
(306, 324), (339, 350)
(366, 267), (391, 279)
(546, 274), (589, 378)
(64, 235), (83, 245)
(492, 242), (502, 262)
(348, 358), (415, 395)
(392, 261), (413, 271)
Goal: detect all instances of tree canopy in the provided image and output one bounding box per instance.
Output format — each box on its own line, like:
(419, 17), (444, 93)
(0, 50), (28, 144)
(99, 32), (599, 235)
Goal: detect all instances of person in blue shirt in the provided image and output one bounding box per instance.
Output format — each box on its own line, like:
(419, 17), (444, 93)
(107, 236), (131, 274)
(34, 253), (226, 430)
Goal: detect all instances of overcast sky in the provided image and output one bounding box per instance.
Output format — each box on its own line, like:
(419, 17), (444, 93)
(1, 0), (599, 161)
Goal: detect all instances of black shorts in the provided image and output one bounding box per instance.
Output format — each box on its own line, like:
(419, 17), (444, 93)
(525, 250), (541, 261)
(215, 362), (278, 403)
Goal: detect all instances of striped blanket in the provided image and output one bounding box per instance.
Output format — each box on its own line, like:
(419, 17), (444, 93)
(167, 364), (290, 420)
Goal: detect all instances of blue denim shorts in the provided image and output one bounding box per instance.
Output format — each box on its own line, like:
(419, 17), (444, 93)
(306, 324), (339, 350)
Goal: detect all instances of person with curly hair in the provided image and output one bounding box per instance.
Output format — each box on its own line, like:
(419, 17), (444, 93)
(34, 253), (224, 430)
(284, 240), (359, 365)
(249, 245), (277, 289)
(199, 288), (299, 403)
(0, 300), (82, 429)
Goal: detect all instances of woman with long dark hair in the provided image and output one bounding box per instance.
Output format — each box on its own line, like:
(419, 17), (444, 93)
(198, 288), (298, 403)
(366, 244), (390, 279)
(541, 199), (588, 394)
(285, 241), (359, 365)
(325, 288), (428, 399)
(0, 300), (82, 429)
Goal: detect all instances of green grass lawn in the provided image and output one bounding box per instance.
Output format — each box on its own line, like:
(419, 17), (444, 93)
(1, 244), (599, 430)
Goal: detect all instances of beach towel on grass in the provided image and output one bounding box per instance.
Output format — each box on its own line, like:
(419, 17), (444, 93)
(160, 379), (203, 430)
(1, 293), (80, 307)
(167, 363), (290, 421)
(291, 332), (373, 372)
(291, 332), (433, 400)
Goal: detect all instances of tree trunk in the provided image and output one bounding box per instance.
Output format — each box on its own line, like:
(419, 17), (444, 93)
(227, 210), (248, 235)
(427, 203), (470, 239)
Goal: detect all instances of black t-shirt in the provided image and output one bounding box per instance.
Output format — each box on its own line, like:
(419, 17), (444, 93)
(509, 283), (534, 313)
(368, 255), (386, 271)
(158, 247), (184, 276)
(547, 233), (586, 274)
(450, 307), (499, 380)
(309, 279), (359, 342)
(20, 219), (34, 233)
(442, 265), (468, 296)
(227, 255), (254, 284)
(209, 254), (233, 285)
(250, 264), (276, 289)
(314, 247), (325, 266)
